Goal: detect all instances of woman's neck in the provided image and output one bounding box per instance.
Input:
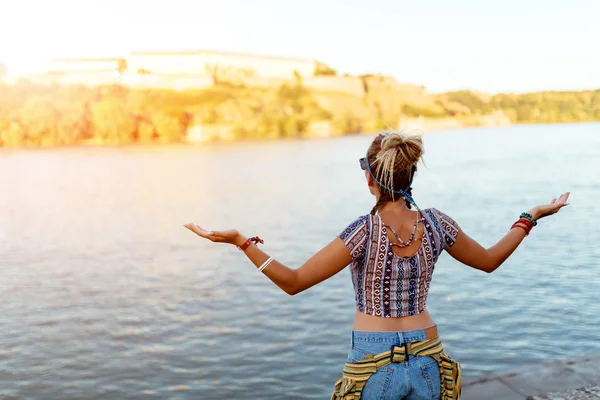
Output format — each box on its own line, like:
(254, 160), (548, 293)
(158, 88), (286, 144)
(377, 200), (410, 215)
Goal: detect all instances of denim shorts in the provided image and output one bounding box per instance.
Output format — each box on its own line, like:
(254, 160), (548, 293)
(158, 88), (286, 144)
(347, 328), (441, 400)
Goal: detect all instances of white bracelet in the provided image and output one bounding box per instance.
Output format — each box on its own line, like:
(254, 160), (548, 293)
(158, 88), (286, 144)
(257, 256), (274, 273)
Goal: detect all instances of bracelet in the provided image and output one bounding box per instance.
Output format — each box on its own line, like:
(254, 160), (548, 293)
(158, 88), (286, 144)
(512, 218), (533, 228)
(519, 212), (538, 226)
(511, 225), (530, 236)
(257, 256), (274, 273)
(512, 219), (533, 230)
(511, 223), (531, 236)
(511, 218), (534, 236)
(238, 236), (264, 251)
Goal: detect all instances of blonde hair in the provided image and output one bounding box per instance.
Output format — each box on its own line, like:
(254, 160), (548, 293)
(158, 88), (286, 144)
(366, 130), (424, 213)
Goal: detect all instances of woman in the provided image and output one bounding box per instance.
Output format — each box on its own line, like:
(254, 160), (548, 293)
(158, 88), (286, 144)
(184, 131), (570, 400)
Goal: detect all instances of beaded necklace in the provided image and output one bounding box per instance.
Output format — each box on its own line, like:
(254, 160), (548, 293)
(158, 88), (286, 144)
(363, 152), (454, 245)
(384, 213), (423, 248)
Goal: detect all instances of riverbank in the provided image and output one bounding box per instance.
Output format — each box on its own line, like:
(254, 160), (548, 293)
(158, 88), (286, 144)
(462, 355), (600, 400)
(532, 386), (600, 399)
(1, 79), (599, 148)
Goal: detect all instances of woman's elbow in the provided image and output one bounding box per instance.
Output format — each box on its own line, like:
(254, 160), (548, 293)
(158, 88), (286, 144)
(464, 260), (498, 273)
(284, 286), (300, 296)
(482, 259), (503, 273)
(284, 283), (308, 296)
(281, 274), (303, 296)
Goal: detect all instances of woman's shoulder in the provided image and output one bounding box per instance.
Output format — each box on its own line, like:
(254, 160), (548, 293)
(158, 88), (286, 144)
(339, 213), (381, 238)
(338, 214), (374, 257)
(420, 207), (460, 232)
(421, 208), (460, 249)
(343, 214), (373, 230)
(422, 207), (455, 222)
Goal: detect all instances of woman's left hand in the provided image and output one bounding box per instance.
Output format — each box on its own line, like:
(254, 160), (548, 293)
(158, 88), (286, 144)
(184, 223), (245, 246)
(527, 192), (570, 220)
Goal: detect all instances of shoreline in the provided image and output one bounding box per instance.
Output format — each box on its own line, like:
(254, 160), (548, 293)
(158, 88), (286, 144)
(1, 121), (598, 151)
(462, 354), (600, 400)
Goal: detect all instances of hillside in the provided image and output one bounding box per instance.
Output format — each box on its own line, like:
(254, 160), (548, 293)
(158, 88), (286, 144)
(0, 77), (599, 147)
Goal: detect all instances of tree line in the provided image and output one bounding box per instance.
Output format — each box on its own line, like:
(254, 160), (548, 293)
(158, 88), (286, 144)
(1, 81), (599, 148)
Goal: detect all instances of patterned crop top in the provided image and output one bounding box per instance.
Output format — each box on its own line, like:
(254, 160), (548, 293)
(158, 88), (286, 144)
(338, 208), (459, 318)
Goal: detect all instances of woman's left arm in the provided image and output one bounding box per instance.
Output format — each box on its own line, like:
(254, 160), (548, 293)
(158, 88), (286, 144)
(184, 224), (352, 295)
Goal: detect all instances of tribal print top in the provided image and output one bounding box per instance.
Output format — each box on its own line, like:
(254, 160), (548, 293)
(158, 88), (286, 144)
(338, 208), (459, 318)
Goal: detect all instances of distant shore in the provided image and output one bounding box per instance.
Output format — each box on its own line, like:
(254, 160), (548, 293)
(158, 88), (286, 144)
(3, 119), (599, 151)
(1, 80), (598, 148)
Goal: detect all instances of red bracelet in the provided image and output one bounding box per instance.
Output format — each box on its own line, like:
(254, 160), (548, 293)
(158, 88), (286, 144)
(512, 220), (533, 230)
(515, 217), (534, 227)
(238, 236), (264, 251)
(511, 223), (530, 236)
(511, 218), (534, 236)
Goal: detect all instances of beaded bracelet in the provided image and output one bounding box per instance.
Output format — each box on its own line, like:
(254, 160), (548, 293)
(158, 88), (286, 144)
(519, 212), (538, 226)
(238, 236), (264, 251)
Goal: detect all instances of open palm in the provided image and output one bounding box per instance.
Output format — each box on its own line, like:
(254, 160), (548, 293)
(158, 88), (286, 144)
(530, 192), (570, 220)
(183, 223), (241, 245)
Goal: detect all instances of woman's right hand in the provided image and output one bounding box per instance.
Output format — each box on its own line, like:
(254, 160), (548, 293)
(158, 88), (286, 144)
(528, 192), (570, 220)
(183, 223), (246, 246)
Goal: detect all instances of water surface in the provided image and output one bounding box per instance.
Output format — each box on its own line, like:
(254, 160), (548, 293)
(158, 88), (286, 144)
(1, 123), (599, 399)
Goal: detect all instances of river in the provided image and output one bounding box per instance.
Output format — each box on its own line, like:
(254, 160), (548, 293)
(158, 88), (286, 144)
(1, 122), (599, 399)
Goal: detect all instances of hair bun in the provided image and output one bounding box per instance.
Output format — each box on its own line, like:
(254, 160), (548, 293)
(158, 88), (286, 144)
(380, 132), (405, 151)
(379, 130), (423, 170)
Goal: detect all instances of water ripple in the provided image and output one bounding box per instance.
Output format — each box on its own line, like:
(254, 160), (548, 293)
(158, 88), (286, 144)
(1, 124), (599, 399)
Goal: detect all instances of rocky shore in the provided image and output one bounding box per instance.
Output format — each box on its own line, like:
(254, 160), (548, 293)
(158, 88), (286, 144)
(461, 355), (600, 399)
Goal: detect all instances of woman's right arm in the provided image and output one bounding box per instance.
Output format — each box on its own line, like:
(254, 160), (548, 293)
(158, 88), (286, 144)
(446, 192), (570, 273)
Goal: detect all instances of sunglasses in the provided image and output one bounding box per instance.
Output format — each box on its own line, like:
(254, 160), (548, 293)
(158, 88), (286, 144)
(359, 157), (368, 171)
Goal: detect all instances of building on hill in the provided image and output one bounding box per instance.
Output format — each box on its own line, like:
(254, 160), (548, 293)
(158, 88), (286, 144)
(32, 57), (126, 85)
(29, 50), (334, 89)
(127, 49), (320, 81)
(47, 58), (126, 74)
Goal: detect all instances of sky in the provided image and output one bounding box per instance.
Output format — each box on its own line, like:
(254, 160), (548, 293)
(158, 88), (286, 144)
(1, 0), (598, 93)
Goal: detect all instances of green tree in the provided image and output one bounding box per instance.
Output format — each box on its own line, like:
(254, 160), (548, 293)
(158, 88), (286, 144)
(442, 91), (491, 114)
(313, 63), (337, 77)
(275, 82), (331, 137)
(401, 104), (446, 119)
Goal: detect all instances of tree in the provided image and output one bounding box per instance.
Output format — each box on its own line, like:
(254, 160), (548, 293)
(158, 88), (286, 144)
(90, 96), (135, 144)
(313, 63), (337, 77)
(117, 58), (128, 80)
(442, 91), (491, 114)
(0, 121), (25, 147)
(1, 79), (599, 148)
(205, 64), (220, 85)
(136, 118), (156, 143)
(153, 114), (181, 142)
(20, 95), (59, 146)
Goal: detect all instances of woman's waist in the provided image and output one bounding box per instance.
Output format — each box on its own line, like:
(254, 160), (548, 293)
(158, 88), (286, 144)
(351, 317), (439, 352)
(352, 309), (435, 334)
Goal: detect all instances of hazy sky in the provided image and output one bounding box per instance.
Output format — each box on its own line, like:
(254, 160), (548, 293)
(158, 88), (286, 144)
(1, 0), (598, 93)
